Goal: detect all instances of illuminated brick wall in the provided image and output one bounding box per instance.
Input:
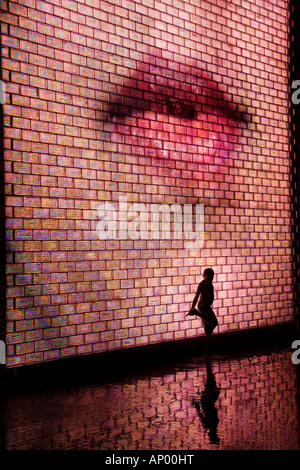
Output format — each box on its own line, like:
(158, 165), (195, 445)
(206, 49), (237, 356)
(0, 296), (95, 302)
(2, 0), (294, 368)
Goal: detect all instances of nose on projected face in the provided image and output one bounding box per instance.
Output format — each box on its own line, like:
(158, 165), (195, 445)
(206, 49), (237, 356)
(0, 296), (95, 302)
(102, 60), (251, 164)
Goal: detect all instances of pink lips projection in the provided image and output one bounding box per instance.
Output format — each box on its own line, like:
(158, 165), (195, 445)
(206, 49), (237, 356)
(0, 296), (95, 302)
(103, 57), (251, 165)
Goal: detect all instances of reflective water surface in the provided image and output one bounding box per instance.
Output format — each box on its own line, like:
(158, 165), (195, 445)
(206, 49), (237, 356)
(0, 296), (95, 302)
(1, 347), (300, 450)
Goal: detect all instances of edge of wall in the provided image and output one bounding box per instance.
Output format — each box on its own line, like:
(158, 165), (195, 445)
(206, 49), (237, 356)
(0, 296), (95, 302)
(1, 320), (299, 389)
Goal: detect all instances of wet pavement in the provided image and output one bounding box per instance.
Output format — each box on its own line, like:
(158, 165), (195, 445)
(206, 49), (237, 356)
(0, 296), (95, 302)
(0, 334), (299, 451)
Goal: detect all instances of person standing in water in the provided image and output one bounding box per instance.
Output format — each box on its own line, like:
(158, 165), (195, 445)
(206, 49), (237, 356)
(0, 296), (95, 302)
(187, 268), (218, 354)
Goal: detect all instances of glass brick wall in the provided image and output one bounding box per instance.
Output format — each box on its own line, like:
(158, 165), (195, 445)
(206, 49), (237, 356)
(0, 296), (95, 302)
(1, 0), (294, 367)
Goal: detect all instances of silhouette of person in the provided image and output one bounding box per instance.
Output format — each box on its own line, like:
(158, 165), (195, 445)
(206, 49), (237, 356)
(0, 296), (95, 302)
(193, 358), (220, 445)
(187, 268), (218, 354)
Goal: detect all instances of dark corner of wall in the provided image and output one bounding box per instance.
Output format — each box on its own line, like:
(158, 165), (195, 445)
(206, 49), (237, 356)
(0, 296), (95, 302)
(290, 0), (300, 325)
(0, 6), (6, 344)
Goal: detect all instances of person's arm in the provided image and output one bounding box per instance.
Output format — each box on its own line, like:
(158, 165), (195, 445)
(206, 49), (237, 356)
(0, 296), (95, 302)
(191, 283), (202, 310)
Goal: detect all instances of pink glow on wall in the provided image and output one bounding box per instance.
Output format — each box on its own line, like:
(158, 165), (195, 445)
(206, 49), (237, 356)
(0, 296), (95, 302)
(1, 0), (294, 367)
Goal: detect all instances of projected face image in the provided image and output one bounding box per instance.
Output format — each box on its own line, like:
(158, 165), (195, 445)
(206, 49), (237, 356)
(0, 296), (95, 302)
(97, 55), (252, 248)
(97, 54), (253, 251)
(103, 58), (250, 170)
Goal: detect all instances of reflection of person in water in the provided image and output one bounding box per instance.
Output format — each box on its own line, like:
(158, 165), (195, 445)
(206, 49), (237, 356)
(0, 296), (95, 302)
(193, 358), (220, 445)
